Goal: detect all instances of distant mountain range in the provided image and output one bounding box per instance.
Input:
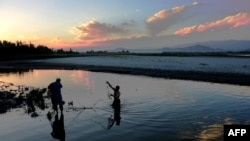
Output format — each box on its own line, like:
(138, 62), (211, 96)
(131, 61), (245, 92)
(189, 40), (250, 51)
(161, 45), (223, 52)
(109, 40), (250, 53)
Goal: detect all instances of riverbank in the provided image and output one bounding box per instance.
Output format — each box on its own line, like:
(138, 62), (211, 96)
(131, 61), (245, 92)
(1, 55), (250, 86)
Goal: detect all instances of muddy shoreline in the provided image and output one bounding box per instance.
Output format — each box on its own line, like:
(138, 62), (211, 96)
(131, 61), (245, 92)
(1, 61), (250, 86)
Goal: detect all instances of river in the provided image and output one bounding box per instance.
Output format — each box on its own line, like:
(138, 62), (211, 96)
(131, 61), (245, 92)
(0, 69), (250, 141)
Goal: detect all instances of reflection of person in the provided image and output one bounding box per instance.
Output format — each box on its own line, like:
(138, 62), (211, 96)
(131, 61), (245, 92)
(48, 78), (63, 113)
(113, 103), (121, 126)
(107, 102), (121, 129)
(106, 81), (120, 107)
(48, 112), (65, 141)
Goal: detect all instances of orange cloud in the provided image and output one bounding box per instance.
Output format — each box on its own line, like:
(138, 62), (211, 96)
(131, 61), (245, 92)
(146, 6), (186, 35)
(147, 6), (186, 23)
(75, 20), (127, 41)
(174, 12), (250, 36)
(71, 20), (141, 48)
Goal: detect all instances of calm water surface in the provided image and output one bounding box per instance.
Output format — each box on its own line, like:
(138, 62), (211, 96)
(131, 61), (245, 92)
(0, 69), (250, 141)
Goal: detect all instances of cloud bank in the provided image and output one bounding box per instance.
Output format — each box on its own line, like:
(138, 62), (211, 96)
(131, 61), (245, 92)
(75, 20), (127, 41)
(70, 2), (250, 49)
(174, 12), (250, 36)
(146, 6), (186, 35)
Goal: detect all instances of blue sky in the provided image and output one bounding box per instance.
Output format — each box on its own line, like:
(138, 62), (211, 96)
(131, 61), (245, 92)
(0, 0), (250, 49)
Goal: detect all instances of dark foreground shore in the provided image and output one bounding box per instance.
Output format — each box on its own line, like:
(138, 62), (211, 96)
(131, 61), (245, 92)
(1, 61), (250, 86)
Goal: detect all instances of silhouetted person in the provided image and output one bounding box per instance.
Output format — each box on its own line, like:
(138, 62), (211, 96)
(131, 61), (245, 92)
(106, 81), (120, 107)
(48, 78), (63, 113)
(49, 113), (65, 141)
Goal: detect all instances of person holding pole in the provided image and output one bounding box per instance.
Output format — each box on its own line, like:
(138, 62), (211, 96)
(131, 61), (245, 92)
(106, 81), (121, 107)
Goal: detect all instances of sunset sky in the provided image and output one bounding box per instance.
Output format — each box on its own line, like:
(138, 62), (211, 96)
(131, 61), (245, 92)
(0, 0), (250, 50)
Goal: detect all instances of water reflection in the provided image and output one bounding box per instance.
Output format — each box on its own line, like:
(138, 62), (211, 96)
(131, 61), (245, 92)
(196, 118), (236, 141)
(70, 71), (92, 87)
(25, 88), (47, 117)
(108, 103), (121, 129)
(47, 112), (65, 141)
(0, 68), (32, 76)
(70, 70), (96, 95)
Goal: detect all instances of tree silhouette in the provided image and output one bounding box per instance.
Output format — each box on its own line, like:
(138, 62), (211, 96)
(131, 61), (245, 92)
(0, 40), (78, 60)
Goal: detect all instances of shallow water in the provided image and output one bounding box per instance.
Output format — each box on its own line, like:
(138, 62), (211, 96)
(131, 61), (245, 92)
(0, 69), (250, 141)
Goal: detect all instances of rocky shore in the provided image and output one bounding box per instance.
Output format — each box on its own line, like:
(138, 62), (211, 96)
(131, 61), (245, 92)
(0, 81), (47, 116)
(1, 60), (250, 86)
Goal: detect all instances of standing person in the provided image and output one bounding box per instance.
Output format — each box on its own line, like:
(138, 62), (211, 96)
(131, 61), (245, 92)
(48, 78), (63, 113)
(106, 81), (120, 107)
